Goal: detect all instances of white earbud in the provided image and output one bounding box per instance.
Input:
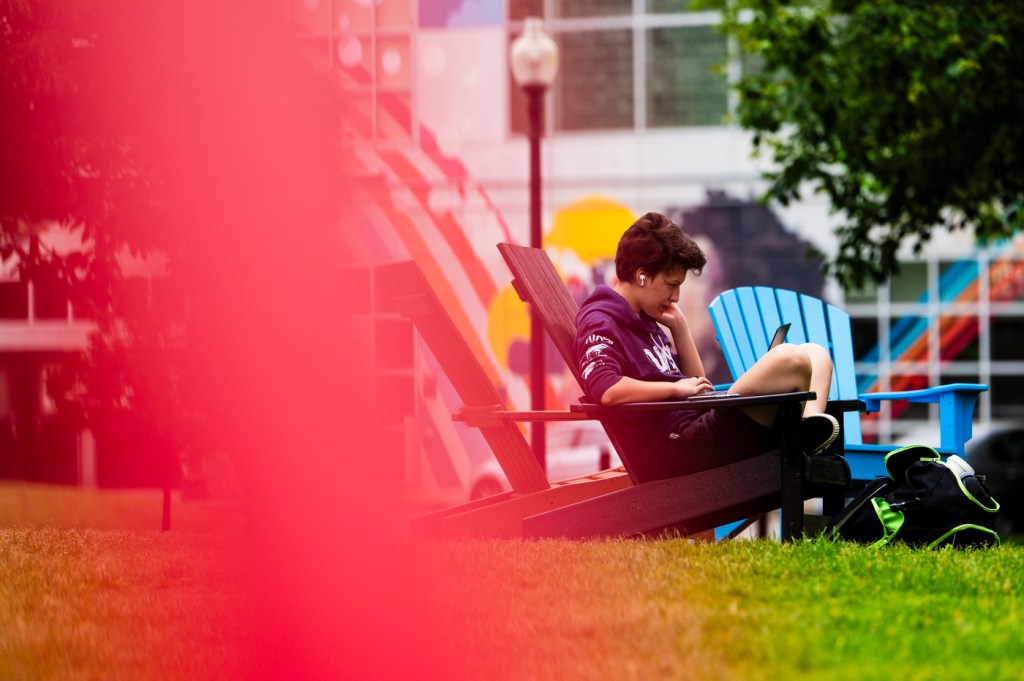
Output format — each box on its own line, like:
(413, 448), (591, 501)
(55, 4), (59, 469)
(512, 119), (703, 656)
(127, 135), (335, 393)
(640, 274), (646, 287)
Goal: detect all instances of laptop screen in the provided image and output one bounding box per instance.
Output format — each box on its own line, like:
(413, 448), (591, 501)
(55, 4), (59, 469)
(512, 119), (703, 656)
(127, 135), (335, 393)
(769, 323), (791, 349)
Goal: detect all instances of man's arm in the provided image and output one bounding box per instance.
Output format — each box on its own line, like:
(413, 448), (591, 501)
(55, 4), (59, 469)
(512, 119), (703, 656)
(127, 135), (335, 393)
(657, 303), (706, 379)
(600, 374), (714, 406)
(666, 318), (705, 379)
(577, 304), (712, 406)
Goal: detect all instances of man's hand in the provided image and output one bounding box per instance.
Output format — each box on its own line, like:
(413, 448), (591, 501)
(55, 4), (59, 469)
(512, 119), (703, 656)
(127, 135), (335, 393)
(673, 375), (714, 399)
(654, 301), (688, 332)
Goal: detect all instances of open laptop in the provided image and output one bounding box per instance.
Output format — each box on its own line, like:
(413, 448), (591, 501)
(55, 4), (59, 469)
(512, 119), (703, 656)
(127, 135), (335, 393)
(688, 322), (791, 400)
(768, 322), (792, 351)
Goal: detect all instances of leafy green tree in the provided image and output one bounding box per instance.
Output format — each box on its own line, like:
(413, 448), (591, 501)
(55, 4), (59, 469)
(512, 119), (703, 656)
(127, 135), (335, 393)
(1, 1), (350, 502)
(1, 0), (199, 495)
(1, 0), (165, 296)
(718, 0), (1024, 287)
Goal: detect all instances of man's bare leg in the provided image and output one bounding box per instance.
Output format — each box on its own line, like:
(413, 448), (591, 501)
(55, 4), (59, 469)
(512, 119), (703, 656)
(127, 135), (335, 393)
(728, 343), (833, 428)
(801, 342), (833, 416)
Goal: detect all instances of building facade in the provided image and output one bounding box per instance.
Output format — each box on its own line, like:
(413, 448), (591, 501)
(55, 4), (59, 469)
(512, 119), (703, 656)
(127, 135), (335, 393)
(300, 0), (1024, 499)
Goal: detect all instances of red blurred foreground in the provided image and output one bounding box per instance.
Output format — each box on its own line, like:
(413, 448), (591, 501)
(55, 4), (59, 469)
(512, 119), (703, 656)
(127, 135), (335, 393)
(74, 3), (448, 678)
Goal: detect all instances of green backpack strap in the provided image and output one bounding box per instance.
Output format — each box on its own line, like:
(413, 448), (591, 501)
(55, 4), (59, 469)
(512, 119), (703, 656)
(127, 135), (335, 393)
(868, 498), (906, 547)
(928, 524), (1001, 549)
(883, 445), (940, 482)
(825, 476), (895, 542)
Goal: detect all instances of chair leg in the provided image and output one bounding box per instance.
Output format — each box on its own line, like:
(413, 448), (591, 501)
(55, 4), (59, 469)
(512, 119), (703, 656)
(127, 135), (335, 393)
(776, 403), (805, 541)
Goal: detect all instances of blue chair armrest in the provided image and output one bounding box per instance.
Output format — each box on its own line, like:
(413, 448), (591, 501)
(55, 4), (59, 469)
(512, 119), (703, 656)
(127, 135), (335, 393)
(859, 383), (988, 457)
(860, 383), (987, 410)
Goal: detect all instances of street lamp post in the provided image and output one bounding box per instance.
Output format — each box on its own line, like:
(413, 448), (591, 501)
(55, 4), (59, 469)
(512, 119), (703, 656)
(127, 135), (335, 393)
(510, 18), (558, 472)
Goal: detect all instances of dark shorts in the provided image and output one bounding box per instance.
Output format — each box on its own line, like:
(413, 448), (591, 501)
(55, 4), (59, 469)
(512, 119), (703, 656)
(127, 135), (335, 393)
(664, 408), (778, 478)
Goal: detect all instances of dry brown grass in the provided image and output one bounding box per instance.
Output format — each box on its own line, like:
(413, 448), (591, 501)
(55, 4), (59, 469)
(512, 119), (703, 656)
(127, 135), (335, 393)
(0, 484), (248, 681)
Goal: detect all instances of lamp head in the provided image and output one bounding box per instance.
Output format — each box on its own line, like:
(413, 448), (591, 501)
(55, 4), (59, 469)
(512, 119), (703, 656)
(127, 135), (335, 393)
(510, 17), (559, 89)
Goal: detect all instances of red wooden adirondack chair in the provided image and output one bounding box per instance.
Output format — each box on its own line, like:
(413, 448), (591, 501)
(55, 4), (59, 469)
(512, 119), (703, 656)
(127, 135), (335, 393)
(497, 243), (852, 540)
(376, 260), (630, 539)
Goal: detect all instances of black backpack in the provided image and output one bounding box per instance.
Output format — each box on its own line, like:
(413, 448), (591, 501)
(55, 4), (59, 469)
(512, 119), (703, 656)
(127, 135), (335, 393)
(827, 445), (1001, 548)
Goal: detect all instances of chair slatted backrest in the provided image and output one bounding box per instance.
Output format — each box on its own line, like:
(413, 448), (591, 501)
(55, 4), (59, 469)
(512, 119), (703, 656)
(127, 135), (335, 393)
(497, 244), (583, 387)
(497, 243), (644, 484)
(708, 286), (864, 446)
(376, 260), (550, 495)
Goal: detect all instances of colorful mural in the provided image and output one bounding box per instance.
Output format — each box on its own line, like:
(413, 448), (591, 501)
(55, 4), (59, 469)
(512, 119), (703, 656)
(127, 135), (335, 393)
(855, 236), (1024, 430)
(304, 0), (1019, 494)
(418, 0), (504, 28)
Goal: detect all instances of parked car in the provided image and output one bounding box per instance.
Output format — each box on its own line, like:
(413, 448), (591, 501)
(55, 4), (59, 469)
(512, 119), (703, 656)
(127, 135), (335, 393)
(963, 423), (1024, 536)
(467, 421), (621, 501)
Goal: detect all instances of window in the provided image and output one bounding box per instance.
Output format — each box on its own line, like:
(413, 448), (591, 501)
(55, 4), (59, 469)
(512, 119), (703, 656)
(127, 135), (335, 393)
(890, 262), (928, 303)
(508, 4), (736, 133)
(0, 281), (28, 319)
(991, 376), (1024, 418)
(294, 0), (414, 142)
(648, 0), (700, 12)
(849, 318), (878, 361)
(899, 404), (930, 423)
(554, 0), (631, 18)
(991, 317), (1024, 361)
(942, 316), (979, 361)
(646, 25), (728, 127)
(839, 240), (1024, 431)
(939, 259), (977, 302)
(843, 277), (878, 305)
(509, 0), (543, 21)
(890, 316), (930, 362)
(989, 257), (1024, 302)
(33, 279), (69, 320)
(940, 372), (981, 389)
(556, 30), (634, 131)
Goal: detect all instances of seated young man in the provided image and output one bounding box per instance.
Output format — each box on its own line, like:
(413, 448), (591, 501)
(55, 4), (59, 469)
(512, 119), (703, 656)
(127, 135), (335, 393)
(574, 211), (839, 481)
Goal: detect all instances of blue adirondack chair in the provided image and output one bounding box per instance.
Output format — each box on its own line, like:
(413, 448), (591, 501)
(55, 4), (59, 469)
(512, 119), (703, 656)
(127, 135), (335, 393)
(708, 286), (988, 481)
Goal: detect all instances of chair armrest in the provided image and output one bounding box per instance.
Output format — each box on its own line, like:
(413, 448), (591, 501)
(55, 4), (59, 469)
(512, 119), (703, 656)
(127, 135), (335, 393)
(859, 383), (988, 412)
(453, 406), (589, 427)
(452, 391), (817, 426)
(825, 399), (866, 414)
(569, 391), (815, 415)
(860, 383), (988, 458)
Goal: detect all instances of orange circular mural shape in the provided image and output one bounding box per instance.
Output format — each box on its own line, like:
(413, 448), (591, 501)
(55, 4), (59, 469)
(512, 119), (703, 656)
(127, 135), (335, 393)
(488, 196), (634, 370)
(544, 196), (634, 265)
(486, 284), (531, 370)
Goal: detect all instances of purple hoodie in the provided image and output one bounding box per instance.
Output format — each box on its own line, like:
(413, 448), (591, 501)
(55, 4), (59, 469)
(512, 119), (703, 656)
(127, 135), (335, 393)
(574, 285), (701, 480)
(576, 285), (684, 398)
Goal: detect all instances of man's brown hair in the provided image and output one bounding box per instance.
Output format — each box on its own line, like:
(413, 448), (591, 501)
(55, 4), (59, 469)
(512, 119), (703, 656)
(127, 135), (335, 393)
(614, 211), (706, 282)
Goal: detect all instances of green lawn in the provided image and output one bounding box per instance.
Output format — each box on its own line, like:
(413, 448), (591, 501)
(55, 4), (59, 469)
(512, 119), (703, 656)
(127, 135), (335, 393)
(3, 483), (1021, 681)
(0, 484), (248, 681)
(419, 537), (1024, 681)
